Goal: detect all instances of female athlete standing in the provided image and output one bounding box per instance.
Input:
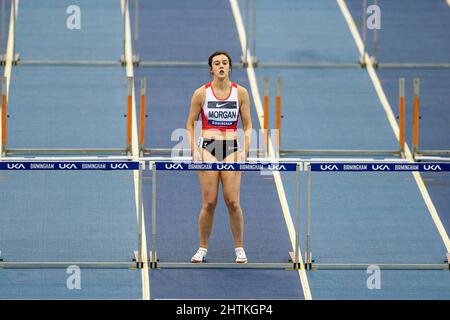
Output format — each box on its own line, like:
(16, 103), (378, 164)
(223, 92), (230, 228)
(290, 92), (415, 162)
(186, 51), (252, 263)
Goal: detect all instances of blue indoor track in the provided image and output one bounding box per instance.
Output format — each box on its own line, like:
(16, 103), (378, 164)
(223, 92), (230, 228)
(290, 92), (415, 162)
(0, 0), (449, 299)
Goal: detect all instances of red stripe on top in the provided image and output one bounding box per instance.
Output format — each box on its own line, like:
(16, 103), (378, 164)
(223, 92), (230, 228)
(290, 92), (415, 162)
(201, 82), (239, 132)
(207, 82), (236, 101)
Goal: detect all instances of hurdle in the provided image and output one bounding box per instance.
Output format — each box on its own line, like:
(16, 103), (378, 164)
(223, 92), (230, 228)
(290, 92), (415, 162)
(263, 77), (406, 157)
(0, 159), (145, 269)
(0, 76), (135, 157)
(412, 78), (450, 161)
(303, 160), (450, 271)
(144, 159), (302, 270)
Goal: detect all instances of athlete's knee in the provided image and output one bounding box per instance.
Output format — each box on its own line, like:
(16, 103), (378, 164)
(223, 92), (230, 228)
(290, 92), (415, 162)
(202, 200), (217, 212)
(225, 198), (240, 212)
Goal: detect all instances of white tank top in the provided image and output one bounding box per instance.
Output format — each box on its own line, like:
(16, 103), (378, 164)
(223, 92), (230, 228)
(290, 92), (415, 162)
(200, 82), (240, 132)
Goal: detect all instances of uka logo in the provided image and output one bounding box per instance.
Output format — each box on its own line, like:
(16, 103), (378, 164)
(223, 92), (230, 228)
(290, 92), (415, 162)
(165, 163), (184, 170)
(59, 163), (77, 170)
(320, 165), (339, 171)
(371, 164), (390, 171)
(7, 163), (26, 170)
(268, 164), (287, 171)
(423, 165), (442, 171)
(216, 164), (236, 170)
(110, 163), (129, 170)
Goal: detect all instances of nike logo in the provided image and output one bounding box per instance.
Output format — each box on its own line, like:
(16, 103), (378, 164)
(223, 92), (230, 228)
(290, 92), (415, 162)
(216, 102), (229, 108)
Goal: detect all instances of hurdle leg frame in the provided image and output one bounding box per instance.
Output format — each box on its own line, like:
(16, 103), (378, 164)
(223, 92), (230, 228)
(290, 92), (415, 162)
(399, 78), (405, 157)
(263, 77), (269, 157)
(305, 164), (312, 269)
(294, 163), (301, 269)
(133, 162), (145, 268)
(139, 77), (147, 157)
(150, 161), (158, 268)
(1, 76), (6, 157)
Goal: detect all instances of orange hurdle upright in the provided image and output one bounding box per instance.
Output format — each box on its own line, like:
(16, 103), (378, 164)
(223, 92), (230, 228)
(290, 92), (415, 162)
(1, 77), (7, 156)
(275, 77), (281, 157)
(398, 78), (405, 156)
(126, 77), (133, 153)
(413, 78), (420, 155)
(263, 77), (269, 156)
(139, 77), (147, 154)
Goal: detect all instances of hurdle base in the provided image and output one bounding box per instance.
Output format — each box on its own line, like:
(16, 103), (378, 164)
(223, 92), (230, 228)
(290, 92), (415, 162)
(155, 262), (295, 270)
(13, 53), (20, 66)
(148, 251), (158, 269)
(132, 54), (140, 67)
(133, 250), (144, 269)
(307, 263), (450, 271)
(240, 55), (258, 68)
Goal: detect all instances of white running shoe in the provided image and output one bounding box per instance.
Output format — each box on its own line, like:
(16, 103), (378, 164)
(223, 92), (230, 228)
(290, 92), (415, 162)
(235, 247), (247, 263)
(191, 248), (207, 263)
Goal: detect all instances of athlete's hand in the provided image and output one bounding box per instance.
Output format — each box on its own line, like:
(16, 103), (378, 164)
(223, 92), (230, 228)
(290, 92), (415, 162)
(193, 149), (202, 162)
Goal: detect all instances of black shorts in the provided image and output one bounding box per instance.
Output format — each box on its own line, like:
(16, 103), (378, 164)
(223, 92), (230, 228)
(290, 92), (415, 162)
(198, 138), (239, 161)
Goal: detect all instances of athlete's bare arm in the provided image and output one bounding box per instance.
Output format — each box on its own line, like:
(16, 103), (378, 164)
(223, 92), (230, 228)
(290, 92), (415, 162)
(186, 86), (205, 159)
(238, 85), (252, 159)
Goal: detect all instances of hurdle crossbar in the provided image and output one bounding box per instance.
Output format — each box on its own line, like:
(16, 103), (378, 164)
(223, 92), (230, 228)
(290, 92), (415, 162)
(17, 60), (122, 67)
(304, 161), (450, 271)
(2, 148), (129, 156)
(135, 61), (450, 69)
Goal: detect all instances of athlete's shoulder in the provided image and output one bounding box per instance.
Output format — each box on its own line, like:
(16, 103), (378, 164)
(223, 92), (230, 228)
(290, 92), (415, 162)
(236, 84), (249, 98)
(235, 83), (248, 92)
(193, 85), (206, 97)
(191, 85), (206, 106)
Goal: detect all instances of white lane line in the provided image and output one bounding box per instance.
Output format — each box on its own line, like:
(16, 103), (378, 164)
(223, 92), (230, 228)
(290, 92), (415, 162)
(121, 0), (151, 300)
(337, 0), (450, 253)
(230, 0), (312, 300)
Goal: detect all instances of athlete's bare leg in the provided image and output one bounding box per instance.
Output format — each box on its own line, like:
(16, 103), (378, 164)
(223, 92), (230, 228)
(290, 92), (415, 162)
(196, 149), (220, 249)
(221, 151), (244, 248)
